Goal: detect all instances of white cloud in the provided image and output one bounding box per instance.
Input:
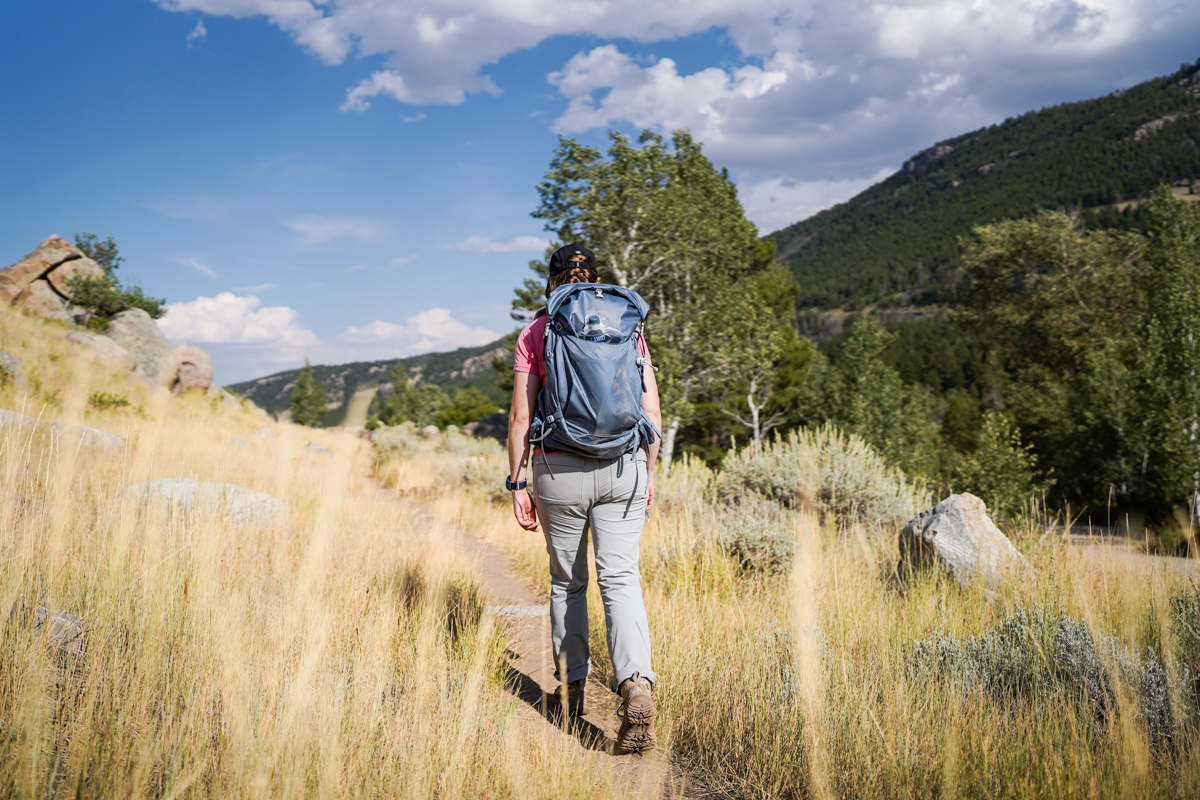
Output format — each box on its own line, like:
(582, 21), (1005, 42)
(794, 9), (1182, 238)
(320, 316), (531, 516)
(159, 292), (501, 381)
(180, 257), (218, 278)
(455, 235), (550, 253)
(738, 168), (896, 232)
(551, 45), (787, 144)
(153, 0), (1200, 226)
(186, 17), (207, 46)
(159, 292), (319, 351)
(338, 308), (499, 358)
(284, 214), (389, 244)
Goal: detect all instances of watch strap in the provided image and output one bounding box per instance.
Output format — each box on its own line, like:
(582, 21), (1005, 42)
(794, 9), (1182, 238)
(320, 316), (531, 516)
(505, 476), (528, 491)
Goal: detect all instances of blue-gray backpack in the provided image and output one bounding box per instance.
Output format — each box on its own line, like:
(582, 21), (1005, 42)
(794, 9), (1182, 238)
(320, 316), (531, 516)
(530, 282), (660, 459)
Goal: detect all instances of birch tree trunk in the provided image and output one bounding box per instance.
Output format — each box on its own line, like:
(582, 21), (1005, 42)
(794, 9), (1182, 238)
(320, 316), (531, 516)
(659, 415), (681, 474)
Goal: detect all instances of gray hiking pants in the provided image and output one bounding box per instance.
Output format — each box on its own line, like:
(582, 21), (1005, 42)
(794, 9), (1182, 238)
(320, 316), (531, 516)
(532, 450), (655, 691)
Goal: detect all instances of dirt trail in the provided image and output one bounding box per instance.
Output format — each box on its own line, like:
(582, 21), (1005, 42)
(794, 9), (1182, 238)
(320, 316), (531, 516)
(407, 504), (721, 799)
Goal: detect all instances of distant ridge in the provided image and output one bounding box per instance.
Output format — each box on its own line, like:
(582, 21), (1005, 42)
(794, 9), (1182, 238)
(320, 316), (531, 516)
(227, 338), (511, 425)
(771, 59), (1200, 310)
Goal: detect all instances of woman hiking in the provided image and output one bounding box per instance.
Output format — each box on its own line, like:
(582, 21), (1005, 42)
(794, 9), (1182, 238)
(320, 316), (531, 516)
(506, 243), (662, 754)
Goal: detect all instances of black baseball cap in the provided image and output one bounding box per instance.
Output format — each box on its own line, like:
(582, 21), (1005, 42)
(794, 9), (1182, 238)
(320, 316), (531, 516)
(547, 243), (596, 277)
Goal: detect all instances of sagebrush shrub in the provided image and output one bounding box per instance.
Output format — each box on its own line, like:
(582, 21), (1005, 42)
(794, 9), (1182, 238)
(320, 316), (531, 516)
(911, 606), (1185, 740)
(716, 494), (794, 577)
(371, 422), (421, 469)
(719, 423), (930, 528)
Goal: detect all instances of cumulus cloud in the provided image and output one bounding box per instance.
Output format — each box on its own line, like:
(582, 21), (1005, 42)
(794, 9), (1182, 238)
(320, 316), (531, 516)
(284, 215), (389, 244)
(154, 0), (1200, 222)
(338, 308), (498, 358)
(455, 235), (550, 253)
(159, 292), (500, 381)
(159, 292), (320, 350)
(551, 45), (787, 143)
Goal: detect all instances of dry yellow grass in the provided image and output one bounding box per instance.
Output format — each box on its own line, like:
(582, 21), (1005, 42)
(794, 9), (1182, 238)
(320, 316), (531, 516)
(444, 449), (1200, 798)
(0, 310), (626, 799)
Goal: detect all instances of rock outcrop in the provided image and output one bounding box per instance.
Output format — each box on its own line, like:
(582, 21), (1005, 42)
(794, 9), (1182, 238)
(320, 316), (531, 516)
(172, 345), (213, 394)
(122, 479), (286, 527)
(0, 235), (104, 320)
(63, 331), (138, 372)
(106, 309), (180, 387)
(0, 408), (124, 458)
(903, 145), (954, 177)
(898, 493), (1031, 589)
(453, 346), (509, 379)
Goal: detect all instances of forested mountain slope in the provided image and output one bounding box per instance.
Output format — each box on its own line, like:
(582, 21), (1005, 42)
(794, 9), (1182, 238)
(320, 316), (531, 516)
(771, 59), (1200, 308)
(228, 339), (510, 425)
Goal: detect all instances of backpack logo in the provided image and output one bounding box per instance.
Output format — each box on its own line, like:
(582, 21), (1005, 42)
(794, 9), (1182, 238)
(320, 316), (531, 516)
(531, 283), (659, 459)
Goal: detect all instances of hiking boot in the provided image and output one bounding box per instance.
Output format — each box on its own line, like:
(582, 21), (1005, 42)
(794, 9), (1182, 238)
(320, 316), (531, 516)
(616, 672), (655, 753)
(553, 678), (587, 717)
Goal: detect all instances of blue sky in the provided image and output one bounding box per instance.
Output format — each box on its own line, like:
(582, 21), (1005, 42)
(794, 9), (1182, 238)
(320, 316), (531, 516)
(2, 0), (1197, 384)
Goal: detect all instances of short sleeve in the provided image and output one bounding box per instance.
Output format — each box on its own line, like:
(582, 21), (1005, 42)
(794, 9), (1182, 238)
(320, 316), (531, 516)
(513, 318), (545, 378)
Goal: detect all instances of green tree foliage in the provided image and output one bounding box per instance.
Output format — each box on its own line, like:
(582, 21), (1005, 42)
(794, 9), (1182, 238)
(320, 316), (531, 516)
(802, 316), (940, 477)
(371, 362), (456, 429)
(404, 384), (452, 428)
(835, 190), (1200, 529)
(68, 233), (166, 321)
(955, 412), (1051, 519)
(520, 130), (795, 467)
(74, 233), (123, 275)
(772, 60), (1200, 308)
(492, 354), (514, 394)
(1141, 186), (1200, 520)
(437, 388), (500, 428)
(290, 360), (329, 427)
(955, 210), (1154, 513)
(377, 362), (412, 426)
(707, 261), (814, 445)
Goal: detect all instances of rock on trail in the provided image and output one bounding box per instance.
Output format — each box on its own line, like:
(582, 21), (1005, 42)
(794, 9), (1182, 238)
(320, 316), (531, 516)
(899, 492), (1032, 588)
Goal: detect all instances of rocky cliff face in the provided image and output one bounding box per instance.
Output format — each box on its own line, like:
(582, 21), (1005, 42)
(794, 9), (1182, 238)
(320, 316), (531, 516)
(0, 235), (104, 321)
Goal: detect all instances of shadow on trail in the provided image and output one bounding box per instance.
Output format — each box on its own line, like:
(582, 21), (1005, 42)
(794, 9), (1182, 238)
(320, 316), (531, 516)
(503, 659), (612, 753)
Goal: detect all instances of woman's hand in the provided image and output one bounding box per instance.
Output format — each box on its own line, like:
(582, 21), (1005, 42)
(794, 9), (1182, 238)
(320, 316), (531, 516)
(647, 474), (655, 511)
(512, 488), (539, 531)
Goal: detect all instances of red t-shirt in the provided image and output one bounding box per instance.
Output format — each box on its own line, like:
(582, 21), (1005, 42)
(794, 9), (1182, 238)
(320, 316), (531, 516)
(513, 315), (651, 381)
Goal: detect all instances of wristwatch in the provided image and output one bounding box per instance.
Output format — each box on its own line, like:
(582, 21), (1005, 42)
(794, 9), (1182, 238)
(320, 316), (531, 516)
(505, 475), (528, 491)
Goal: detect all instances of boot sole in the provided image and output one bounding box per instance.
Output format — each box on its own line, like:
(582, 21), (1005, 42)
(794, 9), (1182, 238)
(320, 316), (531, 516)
(617, 699), (656, 753)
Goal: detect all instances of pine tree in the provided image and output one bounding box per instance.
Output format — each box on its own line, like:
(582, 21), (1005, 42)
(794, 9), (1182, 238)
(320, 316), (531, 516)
(380, 362), (410, 425)
(290, 359), (328, 427)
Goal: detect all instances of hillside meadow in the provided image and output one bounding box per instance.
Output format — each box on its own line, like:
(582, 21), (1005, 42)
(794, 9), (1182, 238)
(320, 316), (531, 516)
(0, 310), (627, 798)
(410, 426), (1200, 798)
(4, 299), (1200, 798)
